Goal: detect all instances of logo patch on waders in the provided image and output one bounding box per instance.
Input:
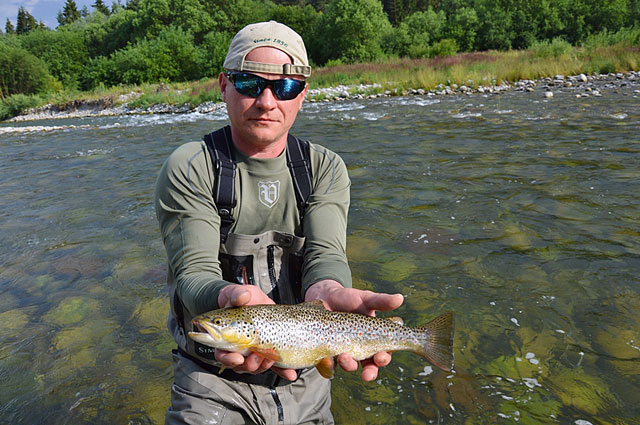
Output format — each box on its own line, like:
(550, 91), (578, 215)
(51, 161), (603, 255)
(258, 180), (280, 208)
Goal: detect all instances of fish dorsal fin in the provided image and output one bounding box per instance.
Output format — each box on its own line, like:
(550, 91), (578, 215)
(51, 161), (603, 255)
(315, 356), (335, 379)
(387, 316), (404, 325)
(302, 300), (327, 310)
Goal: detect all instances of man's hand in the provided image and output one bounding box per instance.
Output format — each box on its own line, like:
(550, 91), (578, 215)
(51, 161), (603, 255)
(304, 280), (404, 381)
(215, 285), (298, 381)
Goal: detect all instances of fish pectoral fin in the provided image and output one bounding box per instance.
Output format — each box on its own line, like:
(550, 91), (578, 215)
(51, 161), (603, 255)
(314, 356), (335, 379)
(248, 347), (281, 362)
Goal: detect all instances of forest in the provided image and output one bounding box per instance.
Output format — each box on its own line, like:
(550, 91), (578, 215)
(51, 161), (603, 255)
(1, 0), (639, 106)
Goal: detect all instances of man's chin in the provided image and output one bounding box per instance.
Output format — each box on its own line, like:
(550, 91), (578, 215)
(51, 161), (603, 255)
(244, 126), (285, 144)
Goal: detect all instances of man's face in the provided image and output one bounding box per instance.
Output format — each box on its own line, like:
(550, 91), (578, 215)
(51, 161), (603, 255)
(219, 47), (308, 156)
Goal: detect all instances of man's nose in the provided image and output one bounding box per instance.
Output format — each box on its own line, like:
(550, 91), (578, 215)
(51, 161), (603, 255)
(255, 87), (278, 109)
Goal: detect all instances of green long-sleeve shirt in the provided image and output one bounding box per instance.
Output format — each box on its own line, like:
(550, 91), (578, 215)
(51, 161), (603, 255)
(155, 137), (352, 316)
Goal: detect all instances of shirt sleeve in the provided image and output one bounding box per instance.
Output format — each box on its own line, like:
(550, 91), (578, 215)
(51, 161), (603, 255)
(154, 142), (232, 315)
(301, 143), (353, 294)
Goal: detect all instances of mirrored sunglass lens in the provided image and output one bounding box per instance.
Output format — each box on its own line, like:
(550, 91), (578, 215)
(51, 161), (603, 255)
(233, 74), (263, 97)
(274, 79), (304, 100)
(231, 73), (304, 100)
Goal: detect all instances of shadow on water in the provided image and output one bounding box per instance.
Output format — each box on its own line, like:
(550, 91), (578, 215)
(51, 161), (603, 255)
(1, 84), (639, 423)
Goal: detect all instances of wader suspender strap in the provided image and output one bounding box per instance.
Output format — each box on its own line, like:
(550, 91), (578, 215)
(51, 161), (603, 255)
(203, 126), (237, 244)
(286, 133), (313, 217)
(203, 126), (313, 243)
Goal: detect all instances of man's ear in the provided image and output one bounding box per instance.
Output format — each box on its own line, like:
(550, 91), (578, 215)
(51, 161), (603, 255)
(218, 72), (227, 102)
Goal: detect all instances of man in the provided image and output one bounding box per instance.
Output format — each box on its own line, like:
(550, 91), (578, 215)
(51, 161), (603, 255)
(155, 21), (403, 424)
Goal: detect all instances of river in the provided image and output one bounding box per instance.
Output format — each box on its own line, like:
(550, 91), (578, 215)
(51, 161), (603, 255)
(1, 85), (639, 424)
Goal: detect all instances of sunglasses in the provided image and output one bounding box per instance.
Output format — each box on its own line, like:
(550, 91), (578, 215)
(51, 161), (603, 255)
(226, 72), (306, 101)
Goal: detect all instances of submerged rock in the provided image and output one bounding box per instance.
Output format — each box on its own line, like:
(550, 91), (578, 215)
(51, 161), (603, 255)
(43, 296), (100, 326)
(548, 367), (616, 415)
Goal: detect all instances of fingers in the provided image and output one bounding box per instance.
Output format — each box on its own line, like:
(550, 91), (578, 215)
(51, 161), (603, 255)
(218, 285), (275, 308)
(337, 353), (359, 372)
(272, 366), (299, 382)
(229, 288), (251, 307)
(372, 351), (392, 367)
(336, 351), (393, 381)
(327, 289), (404, 316)
(359, 352), (392, 382)
(215, 349), (245, 368)
(216, 350), (276, 373)
(361, 292), (404, 313)
(360, 358), (379, 382)
(305, 280), (404, 316)
(215, 349), (298, 379)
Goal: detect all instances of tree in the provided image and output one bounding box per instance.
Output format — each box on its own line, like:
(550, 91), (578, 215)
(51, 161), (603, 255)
(5, 19), (15, 34)
(473, 1), (513, 50)
(16, 7), (38, 34)
(93, 0), (111, 15)
(268, 4), (320, 42)
(0, 40), (58, 97)
(313, 0), (392, 64)
(58, 0), (81, 26)
(446, 6), (478, 51)
(20, 29), (89, 89)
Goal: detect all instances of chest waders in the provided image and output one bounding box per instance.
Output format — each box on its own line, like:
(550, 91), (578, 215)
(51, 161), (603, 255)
(170, 126), (313, 394)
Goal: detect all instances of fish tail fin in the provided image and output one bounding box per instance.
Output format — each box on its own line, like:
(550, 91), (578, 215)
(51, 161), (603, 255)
(414, 312), (454, 372)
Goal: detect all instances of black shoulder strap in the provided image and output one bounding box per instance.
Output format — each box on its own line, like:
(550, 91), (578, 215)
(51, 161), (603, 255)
(203, 126), (236, 243)
(204, 127), (313, 243)
(286, 134), (313, 216)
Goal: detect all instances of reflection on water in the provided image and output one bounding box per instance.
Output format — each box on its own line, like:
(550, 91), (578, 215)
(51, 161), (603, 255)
(1, 86), (639, 424)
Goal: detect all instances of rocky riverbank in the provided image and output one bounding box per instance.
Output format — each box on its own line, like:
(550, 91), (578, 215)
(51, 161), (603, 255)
(6, 71), (639, 122)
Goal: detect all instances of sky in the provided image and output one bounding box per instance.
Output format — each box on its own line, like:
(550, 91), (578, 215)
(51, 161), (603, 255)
(2, 0), (98, 30)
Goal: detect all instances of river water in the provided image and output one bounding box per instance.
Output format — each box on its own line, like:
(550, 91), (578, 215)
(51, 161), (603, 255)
(1, 84), (639, 424)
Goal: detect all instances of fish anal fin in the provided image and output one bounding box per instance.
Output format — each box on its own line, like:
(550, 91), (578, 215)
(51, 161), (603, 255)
(387, 316), (404, 325)
(249, 347), (281, 362)
(315, 356), (335, 379)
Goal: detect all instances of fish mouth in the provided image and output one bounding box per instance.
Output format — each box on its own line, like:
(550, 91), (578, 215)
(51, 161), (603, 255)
(192, 319), (222, 341)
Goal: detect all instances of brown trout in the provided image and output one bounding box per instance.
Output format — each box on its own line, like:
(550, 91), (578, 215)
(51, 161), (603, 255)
(188, 300), (454, 378)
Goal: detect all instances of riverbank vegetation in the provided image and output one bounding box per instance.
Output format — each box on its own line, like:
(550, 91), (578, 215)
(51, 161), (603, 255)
(1, 0), (639, 120)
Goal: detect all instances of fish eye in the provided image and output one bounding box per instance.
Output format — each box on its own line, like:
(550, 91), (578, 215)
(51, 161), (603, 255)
(214, 318), (222, 325)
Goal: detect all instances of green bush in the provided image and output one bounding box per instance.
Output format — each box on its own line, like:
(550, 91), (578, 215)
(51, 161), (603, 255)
(82, 25), (202, 89)
(582, 26), (640, 48)
(428, 38), (459, 58)
(312, 0), (392, 64)
(19, 28), (89, 89)
(0, 41), (59, 97)
(530, 37), (573, 59)
(197, 31), (233, 78)
(83, 8), (137, 57)
(268, 4), (320, 43)
(474, 2), (513, 50)
(446, 7), (479, 52)
(0, 93), (41, 120)
(388, 8), (448, 58)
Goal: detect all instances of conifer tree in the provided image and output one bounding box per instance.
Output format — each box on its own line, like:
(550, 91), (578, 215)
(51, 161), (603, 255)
(5, 18), (15, 34)
(58, 0), (81, 26)
(93, 0), (111, 15)
(16, 7), (38, 34)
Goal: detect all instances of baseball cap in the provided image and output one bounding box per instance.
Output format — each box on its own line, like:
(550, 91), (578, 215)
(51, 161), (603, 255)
(223, 21), (311, 78)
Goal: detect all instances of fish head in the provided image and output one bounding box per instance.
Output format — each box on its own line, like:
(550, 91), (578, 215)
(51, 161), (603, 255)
(188, 309), (258, 351)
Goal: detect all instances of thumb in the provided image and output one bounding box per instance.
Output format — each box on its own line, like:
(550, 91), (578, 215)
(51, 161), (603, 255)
(361, 292), (404, 312)
(230, 288), (251, 307)
(219, 285), (251, 308)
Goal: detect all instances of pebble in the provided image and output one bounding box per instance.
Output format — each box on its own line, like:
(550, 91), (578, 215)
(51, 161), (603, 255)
(544, 91), (554, 98)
